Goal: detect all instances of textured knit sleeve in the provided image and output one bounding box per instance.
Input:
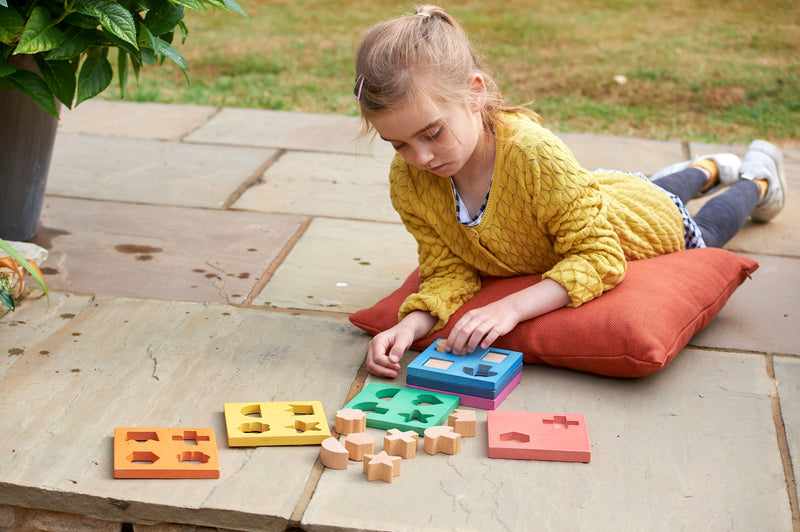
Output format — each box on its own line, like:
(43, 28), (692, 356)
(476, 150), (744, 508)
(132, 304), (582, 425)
(527, 132), (627, 306)
(389, 156), (481, 333)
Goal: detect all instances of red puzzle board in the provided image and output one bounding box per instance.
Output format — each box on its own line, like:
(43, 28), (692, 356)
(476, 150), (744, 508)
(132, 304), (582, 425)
(487, 411), (590, 463)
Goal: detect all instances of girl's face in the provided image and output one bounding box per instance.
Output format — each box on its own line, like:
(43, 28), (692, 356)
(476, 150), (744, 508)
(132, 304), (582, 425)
(368, 76), (489, 180)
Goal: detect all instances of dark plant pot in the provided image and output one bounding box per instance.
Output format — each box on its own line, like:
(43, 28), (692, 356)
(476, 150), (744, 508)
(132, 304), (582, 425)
(0, 56), (59, 241)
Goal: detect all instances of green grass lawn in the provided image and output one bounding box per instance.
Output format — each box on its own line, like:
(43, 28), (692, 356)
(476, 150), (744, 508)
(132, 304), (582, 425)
(105, 0), (800, 147)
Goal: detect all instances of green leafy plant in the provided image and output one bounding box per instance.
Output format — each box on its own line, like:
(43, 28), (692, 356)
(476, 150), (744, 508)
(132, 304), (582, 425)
(0, 0), (245, 117)
(0, 237), (48, 311)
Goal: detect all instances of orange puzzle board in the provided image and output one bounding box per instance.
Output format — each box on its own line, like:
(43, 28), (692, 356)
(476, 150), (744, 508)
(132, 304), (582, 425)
(487, 411), (590, 463)
(113, 427), (220, 479)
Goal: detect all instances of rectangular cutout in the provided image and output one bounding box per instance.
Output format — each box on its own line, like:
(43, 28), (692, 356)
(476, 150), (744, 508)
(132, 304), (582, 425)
(424, 357), (453, 370)
(482, 351), (507, 364)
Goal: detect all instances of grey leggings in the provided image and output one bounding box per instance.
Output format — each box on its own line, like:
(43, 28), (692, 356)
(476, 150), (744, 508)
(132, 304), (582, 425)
(652, 168), (760, 248)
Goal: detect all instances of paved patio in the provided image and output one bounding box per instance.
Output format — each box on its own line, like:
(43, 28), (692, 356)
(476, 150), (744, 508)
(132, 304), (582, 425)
(1, 100), (798, 531)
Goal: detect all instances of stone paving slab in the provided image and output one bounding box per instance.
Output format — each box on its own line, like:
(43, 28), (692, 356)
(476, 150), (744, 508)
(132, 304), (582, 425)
(58, 100), (219, 141)
(556, 132), (684, 175)
(0, 295), (367, 530)
(253, 218), (418, 314)
(48, 134), (277, 209)
(184, 108), (394, 159)
(774, 357), (800, 504)
(1, 292), (94, 377)
(33, 197), (307, 305)
(233, 151), (399, 222)
(303, 349), (790, 531)
(723, 210), (800, 257)
(692, 254), (800, 356)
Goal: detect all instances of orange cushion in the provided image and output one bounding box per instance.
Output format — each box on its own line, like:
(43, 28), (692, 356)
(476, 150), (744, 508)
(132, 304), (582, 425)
(349, 248), (758, 378)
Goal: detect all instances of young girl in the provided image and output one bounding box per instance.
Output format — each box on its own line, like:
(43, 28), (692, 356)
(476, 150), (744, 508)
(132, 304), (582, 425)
(355, 5), (787, 378)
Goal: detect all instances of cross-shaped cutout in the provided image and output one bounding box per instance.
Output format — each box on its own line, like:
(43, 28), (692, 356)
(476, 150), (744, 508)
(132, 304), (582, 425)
(542, 415), (579, 429)
(172, 430), (211, 446)
(399, 409), (434, 423)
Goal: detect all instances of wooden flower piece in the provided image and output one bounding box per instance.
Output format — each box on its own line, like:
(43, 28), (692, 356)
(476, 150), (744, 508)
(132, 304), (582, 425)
(335, 408), (366, 435)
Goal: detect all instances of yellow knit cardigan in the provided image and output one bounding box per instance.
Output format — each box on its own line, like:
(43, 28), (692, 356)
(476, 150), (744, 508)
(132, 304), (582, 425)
(390, 112), (685, 333)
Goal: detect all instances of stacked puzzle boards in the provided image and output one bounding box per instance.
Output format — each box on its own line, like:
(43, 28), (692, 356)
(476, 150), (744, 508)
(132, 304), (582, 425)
(406, 340), (523, 409)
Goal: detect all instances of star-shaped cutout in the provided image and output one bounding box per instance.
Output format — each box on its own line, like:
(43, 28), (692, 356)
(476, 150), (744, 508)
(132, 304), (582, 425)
(398, 409), (434, 423)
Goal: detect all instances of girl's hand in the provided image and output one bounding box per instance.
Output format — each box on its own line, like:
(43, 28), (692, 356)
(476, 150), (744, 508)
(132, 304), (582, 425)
(365, 310), (438, 378)
(366, 327), (415, 378)
(445, 278), (572, 355)
(446, 300), (521, 356)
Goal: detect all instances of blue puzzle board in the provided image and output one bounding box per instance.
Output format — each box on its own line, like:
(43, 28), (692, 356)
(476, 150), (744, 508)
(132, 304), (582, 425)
(343, 382), (459, 436)
(407, 365), (522, 399)
(406, 340), (523, 392)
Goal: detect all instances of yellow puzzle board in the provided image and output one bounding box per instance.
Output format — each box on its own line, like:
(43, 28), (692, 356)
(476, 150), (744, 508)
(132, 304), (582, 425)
(223, 401), (331, 446)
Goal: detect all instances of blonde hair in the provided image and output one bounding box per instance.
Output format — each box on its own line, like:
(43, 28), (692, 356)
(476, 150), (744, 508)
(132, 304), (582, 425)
(354, 5), (539, 134)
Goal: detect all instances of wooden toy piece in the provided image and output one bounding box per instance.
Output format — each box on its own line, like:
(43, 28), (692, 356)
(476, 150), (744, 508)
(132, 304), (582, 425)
(319, 437), (349, 470)
(384, 428), (419, 459)
(362, 451), (401, 482)
(343, 382), (459, 436)
(113, 428), (220, 479)
(423, 425), (462, 456)
(224, 401), (331, 447)
(334, 408), (366, 435)
(487, 411), (590, 463)
(344, 431), (375, 461)
(447, 409), (477, 437)
(435, 339), (448, 353)
(408, 372), (522, 410)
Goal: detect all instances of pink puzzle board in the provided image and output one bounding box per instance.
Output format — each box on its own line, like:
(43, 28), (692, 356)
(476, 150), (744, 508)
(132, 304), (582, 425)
(408, 372), (521, 410)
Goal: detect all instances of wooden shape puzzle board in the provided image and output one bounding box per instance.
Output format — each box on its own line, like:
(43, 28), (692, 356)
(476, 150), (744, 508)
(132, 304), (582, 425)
(408, 372), (522, 410)
(224, 401), (331, 446)
(113, 427), (220, 479)
(343, 383), (459, 436)
(487, 411), (591, 463)
(407, 365), (522, 399)
(406, 340), (523, 392)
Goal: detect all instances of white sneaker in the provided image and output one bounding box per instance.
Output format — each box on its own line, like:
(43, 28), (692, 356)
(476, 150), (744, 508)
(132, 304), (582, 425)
(741, 140), (786, 223)
(650, 153), (742, 197)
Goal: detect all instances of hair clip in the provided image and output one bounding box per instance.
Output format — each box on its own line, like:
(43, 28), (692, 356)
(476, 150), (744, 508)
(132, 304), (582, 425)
(354, 74), (365, 101)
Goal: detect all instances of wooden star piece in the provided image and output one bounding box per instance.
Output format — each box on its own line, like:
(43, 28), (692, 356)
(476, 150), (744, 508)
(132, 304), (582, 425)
(362, 451), (401, 482)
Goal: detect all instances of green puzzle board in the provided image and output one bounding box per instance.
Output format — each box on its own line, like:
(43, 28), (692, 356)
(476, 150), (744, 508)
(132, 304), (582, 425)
(343, 383), (459, 435)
